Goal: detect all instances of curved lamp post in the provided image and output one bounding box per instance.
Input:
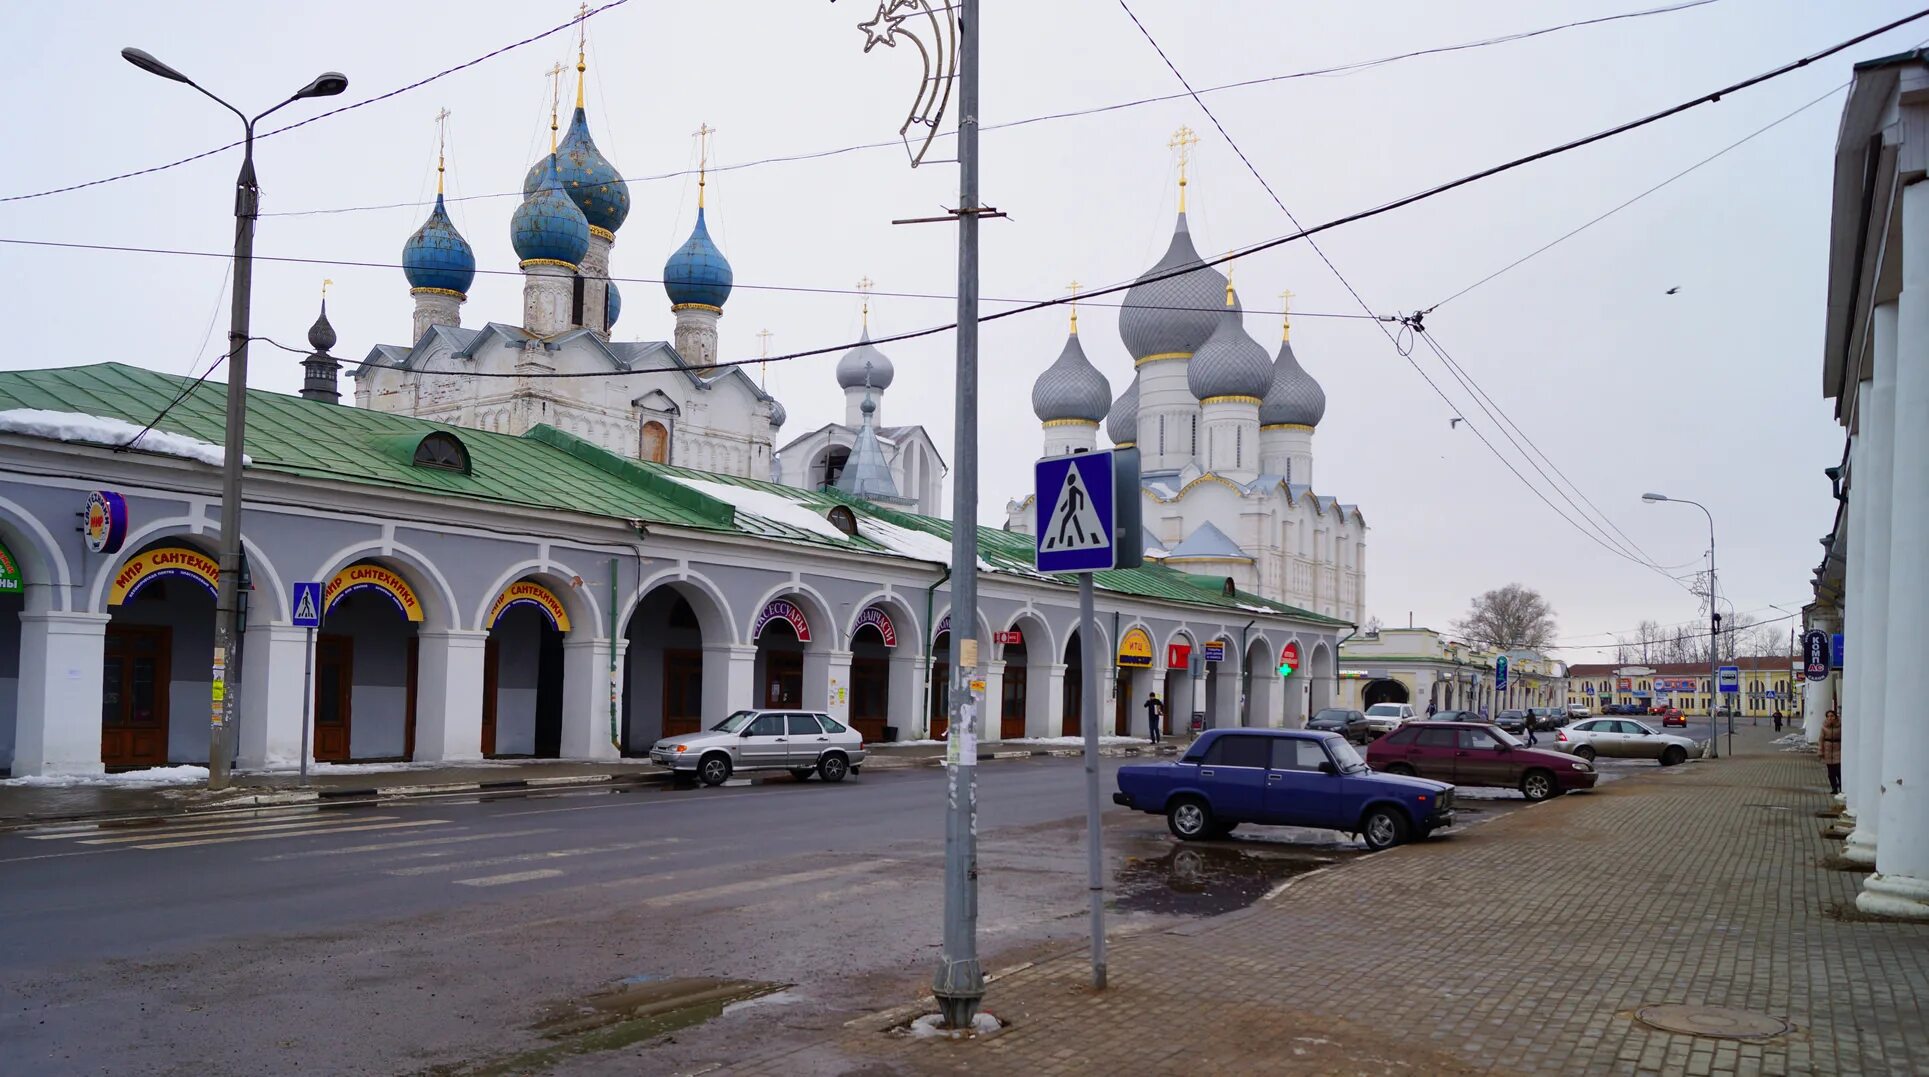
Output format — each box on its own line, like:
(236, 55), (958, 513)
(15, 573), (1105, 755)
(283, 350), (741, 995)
(1643, 492), (1721, 758)
(122, 47), (347, 789)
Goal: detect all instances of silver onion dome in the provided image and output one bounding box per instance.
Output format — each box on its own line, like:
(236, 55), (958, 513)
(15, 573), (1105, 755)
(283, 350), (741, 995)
(1031, 332), (1112, 423)
(1117, 213), (1228, 361)
(1260, 337), (1327, 427)
(1187, 299), (1272, 401)
(834, 329), (895, 390)
(1107, 373), (1140, 445)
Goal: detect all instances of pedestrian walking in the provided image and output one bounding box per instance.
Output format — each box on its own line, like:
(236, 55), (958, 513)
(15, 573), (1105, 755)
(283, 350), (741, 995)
(1820, 708), (1842, 795)
(1144, 691), (1165, 745)
(1773, 708), (1784, 733)
(1426, 700), (1438, 718)
(1524, 711), (1538, 747)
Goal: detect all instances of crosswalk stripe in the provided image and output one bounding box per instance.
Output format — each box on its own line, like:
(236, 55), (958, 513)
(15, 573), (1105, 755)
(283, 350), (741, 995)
(70, 815), (397, 846)
(640, 860), (890, 909)
(454, 869), (565, 887)
(729, 875), (910, 916)
(254, 827), (557, 862)
(382, 837), (676, 877)
(25, 809), (351, 840)
(131, 819), (450, 850)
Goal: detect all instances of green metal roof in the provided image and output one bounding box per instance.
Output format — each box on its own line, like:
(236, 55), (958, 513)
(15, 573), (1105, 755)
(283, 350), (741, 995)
(0, 363), (1348, 625)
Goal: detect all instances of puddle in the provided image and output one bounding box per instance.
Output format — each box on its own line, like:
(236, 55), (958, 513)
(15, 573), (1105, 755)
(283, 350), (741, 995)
(422, 976), (786, 1076)
(1112, 843), (1340, 917)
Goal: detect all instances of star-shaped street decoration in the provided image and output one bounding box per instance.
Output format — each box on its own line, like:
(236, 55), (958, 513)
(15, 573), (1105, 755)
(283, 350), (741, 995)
(858, 1), (908, 52)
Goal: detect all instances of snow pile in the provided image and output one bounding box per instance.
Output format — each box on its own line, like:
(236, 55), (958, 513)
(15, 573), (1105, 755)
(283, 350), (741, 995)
(662, 475), (853, 541)
(1006, 735), (1149, 747)
(2, 764), (210, 788)
(1773, 732), (1811, 746)
(0, 409), (247, 467)
(905, 1012), (1003, 1039)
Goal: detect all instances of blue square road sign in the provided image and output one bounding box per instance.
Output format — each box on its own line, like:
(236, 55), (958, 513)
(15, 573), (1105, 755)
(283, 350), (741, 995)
(292, 581), (325, 629)
(1034, 451), (1116, 573)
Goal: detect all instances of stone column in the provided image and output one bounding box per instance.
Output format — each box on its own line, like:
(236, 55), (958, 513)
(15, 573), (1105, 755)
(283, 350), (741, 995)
(1803, 607), (1839, 742)
(559, 637), (622, 761)
(11, 611), (110, 777)
(673, 305), (721, 370)
(521, 261), (576, 336)
(580, 231), (613, 336)
(979, 659), (1005, 741)
(824, 649), (854, 728)
(706, 644), (759, 715)
(236, 623), (312, 771)
(888, 652), (921, 741)
(1860, 179), (1929, 919)
(1041, 419), (1099, 458)
(1840, 426), (1867, 824)
(413, 629), (490, 762)
(1041, 663), (1068, 737)
(1846, 302), (1897, 866)
(410, 288), (463, 341)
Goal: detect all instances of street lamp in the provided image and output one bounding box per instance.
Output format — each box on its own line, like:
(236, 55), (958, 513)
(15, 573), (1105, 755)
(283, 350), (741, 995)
(123, 47), (347, 790)
(1643, 492), (1722, 759)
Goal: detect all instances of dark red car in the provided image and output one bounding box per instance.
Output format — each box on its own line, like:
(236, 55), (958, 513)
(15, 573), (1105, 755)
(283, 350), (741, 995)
(1366, 721), (1598, 802)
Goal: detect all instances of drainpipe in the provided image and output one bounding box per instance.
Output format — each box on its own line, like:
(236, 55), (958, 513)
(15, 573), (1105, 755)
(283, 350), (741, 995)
(1239, 619), (1255, 725)
(608, 556), (620, 750)
(922, 561), (952, 739)
(1330, 625), (1359, 711)
(1111, 608), (1121, 730)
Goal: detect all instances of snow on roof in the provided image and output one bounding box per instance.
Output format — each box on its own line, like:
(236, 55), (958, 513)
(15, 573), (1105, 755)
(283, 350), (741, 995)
(856, 514), (953, 564)
(0, 408), (247, 467)
(661, 474), (850, 541)
(1167, 521), (1249, 560)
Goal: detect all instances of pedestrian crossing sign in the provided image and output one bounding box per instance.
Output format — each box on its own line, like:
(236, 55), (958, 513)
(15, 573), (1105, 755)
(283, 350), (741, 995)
(292, 581), (324, 628)
(1034, 451), (1116, 573)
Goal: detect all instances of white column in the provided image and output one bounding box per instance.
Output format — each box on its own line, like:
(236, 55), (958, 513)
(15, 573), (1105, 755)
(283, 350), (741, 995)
(705, 644), (759, 715)
(980, 659), (1005, 741)
(413, 629), (490, 762)
(804, 647), (835, 714)
(1245, 662), (1278, 728)
(11, 611), (110, 777)
(1803, 608), (1838, 743)
(1861, 179), (1929, 918)
(522, 262), (575, 337)
(887, 652), (920, 741)
(1041, 663), (1068, 737)
(1840, 436), (1866, 821)
(410, 288), (463, 340)
(1846, 302), (1897, 865)
(559, 637), (622, 761)
(237, 623), (312, 771)
(824, 649), (854, 728)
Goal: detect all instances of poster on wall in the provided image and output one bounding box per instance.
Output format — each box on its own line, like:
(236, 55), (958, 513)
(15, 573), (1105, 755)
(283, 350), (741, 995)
(0, 539), (20, 594)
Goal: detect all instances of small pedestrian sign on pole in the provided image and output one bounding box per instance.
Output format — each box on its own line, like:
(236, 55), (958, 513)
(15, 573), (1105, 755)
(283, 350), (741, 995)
(1717, 665), (1740, 694)
(292, 581), (324, 628)
(1035, 452), (1116, 573)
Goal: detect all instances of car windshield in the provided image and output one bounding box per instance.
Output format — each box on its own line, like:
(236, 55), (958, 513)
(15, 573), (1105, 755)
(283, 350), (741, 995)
(1365, 704), (1404, 717)
(1311, 709), (1349, 723)
(1488, 727), (1525, 747)
(709, 710), (758, 733)
(1327, 738), (1370, 772)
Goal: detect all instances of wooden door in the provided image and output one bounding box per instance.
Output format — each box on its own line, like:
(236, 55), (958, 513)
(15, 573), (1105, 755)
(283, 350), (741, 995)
(101, 625), (170, 769)
(481, 636), (500, 756)
(850, 655), (889, 744)
(662, 648), (703, 738)
(404, 637), (418, 761)
(314, 634), (353, 763)
(1115, 673), (1133, 735)
(763, 650), (803, 708)
(929, 655), (950, 739)
(1001, 665), (1027, 740)
(1063, 667), (1082, 738)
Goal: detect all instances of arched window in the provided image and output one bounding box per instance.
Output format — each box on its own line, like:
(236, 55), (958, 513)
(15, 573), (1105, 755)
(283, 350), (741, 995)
(641, 421), (669, 464)
(412, 431), (470, 474)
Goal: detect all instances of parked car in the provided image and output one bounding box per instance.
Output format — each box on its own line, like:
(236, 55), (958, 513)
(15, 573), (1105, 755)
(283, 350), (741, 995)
(1112, 728), (1454, 851)
(1308, 708), (1368, 743)
(650, 709), (867, 786)
(1359, 702), (1416, 738)
(1528, 707), (1566, 731)
(1366, 721), (1596, 802)
(1554, 718), (1697, 766)
(1429, 709), (1485, 723)
(1494, 709), (1530, 734)
(1567, 704), (1592, 719)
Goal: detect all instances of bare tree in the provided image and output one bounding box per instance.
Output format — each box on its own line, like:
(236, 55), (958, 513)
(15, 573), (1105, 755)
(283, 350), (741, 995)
(1453, 584), (1558, 651)
(1362, 615), (1384, 635)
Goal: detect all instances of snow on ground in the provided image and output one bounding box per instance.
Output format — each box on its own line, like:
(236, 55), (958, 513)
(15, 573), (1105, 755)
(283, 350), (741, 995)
(1006, 736), (1149, 747)
(0, 409), (246, 467)
(2, 765), (210, 788)
(661, 475), (851, 541)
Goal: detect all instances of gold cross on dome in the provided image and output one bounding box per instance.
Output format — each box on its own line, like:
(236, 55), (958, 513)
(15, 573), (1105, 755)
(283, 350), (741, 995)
(545, 63), (565, 151)
(856, 276), (875, 328)
(1066, 279), (1081, 332)
(433, 108), (451, 192)
(1278, 288), (1294, 339)
(757, 328), (773, 357)
(1169, 124), (1200, 210)
(692, 123), (716, 206)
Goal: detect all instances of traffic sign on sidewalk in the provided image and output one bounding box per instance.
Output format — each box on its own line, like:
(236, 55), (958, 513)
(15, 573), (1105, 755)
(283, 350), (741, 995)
(292, 581), (324, 629)
(1034, 451), (1116, 573)
(1717, 665), (1740, 694)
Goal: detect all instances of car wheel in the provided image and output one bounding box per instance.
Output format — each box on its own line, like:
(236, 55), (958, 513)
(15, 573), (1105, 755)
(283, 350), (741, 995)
(1574, 745), (1597, 762)
(1520, 769), (1556, 802)
(1361, 806), (1409, 851)
(817, 753), (850, 783)
(789, 768), (814, 781)
(698, 753), (732, 787)
(1167, 797), (1215, 841)
(1660, 745), (1687, 767)
(1385, 763), (1416, 777)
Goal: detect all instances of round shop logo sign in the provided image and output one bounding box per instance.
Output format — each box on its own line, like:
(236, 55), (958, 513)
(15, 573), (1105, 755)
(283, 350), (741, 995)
(84, 491), (129, 555)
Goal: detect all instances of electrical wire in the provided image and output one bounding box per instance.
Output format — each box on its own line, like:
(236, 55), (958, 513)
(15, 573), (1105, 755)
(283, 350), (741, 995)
(1548, 600), (1809, 644)
(249, 0), (1726, 220)
(0, 1), (631, 206)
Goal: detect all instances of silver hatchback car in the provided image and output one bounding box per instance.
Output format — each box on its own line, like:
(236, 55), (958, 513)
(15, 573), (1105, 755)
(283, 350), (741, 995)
(650, 709), (868, 786)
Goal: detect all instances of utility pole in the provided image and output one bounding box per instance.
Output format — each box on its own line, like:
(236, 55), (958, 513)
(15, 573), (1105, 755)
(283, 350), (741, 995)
(933, 0), (985, 1031)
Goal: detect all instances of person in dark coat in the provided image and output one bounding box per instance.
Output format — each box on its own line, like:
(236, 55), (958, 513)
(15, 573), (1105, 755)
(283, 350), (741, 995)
(1820, 708), (1842, 795)
(1144, 692), (1166, 745)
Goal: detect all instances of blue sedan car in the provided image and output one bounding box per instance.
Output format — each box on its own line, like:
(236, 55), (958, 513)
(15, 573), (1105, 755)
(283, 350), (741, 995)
(1112, 728), (1455, 850)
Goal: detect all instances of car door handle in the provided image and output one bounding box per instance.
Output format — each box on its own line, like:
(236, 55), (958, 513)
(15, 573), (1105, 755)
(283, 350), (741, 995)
(1200, 769), (1215, 777)
(775, 737), (788, 742)
(1266, 773), (1282, 781)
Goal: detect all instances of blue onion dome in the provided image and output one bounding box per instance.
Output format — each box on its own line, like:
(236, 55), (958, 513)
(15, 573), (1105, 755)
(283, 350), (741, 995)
(521, 108), (630, 235)
(1187, 296), (1272, 401)
(662, 207), (734, 309)
(511, 154), (591, 267)
(1117, 213), (1228, 361)
(402, 192), (476, 295)
(768, 395), (787, 429)
(835, 329), (894, 390)
(605, 280), (623, 328)
(1107, 373), (1140, 445)
(1032, 331), (1112, 423)
(1260, 337), (1327, 427)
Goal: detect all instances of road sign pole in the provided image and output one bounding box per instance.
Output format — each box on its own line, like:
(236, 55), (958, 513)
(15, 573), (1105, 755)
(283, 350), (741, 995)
(1079, 570), (1106, 989)
(299, 627), (314, 785)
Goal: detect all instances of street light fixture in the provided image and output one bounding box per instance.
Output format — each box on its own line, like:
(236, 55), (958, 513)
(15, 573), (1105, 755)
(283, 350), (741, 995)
(122, 47), (347, 790)
(1642, 491), (1722, 758)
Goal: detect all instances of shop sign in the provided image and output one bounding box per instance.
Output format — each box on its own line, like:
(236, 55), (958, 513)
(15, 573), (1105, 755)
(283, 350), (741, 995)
(0, 539), (19, 594)
(1117, 626), (1154, 668)
(752, 598), (812, 643)
(1279, 641), (1301, 676)
(488, 579), (571, 633)
(1166, 643), (1191, 670)
(1616, 677), (1633, 692)
(935, 612), (950, 638)
(1202, 640), (1226, 663)
(325, 563), (424, 622)
(855, 605), (897, 647)
(109, 545), (218, 606)
(1802, 629), (1829, 681)
(84, 490), (129, 555)
(994, 630), (1022, 646)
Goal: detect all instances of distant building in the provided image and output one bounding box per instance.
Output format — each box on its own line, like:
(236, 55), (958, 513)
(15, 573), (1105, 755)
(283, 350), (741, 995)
(1337, 628), (1566, 714)
(1567, 658), (1799, 717)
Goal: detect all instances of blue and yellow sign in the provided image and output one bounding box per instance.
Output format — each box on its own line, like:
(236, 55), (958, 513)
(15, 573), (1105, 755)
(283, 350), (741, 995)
(1117, 626), (1154, 668)
(325, 563), (424, 622)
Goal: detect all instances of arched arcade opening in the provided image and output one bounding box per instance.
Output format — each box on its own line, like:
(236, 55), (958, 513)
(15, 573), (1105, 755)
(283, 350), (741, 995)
(314, 560), (424, 762)
(101, 540), (220, 768)
(621, 582), (726, 752)
(1363, 678), (1410, 708)
(481, 579), (571, 758)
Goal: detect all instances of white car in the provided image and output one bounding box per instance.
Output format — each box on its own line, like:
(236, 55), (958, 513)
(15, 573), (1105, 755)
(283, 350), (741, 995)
(1359, 702), (1417, 738)
(1553, 717), (1697, 766)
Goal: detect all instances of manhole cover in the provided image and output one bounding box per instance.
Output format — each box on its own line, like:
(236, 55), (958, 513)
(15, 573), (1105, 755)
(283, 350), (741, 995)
(1636, 1005), (1789, 1041)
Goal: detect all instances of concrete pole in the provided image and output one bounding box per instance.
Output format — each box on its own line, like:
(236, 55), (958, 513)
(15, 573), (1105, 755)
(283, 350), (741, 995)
(1845, 302), (1897, 867)
(933, 0), (986, 1027)
(1079, 572), (1106, 988)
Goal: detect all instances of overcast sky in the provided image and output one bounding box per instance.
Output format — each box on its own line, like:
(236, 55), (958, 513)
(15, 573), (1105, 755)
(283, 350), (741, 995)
(2, 0), (1905, 661)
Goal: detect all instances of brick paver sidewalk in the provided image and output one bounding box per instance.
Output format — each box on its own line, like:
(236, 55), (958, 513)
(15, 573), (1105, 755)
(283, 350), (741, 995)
(719, 727), (1929, 1075)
